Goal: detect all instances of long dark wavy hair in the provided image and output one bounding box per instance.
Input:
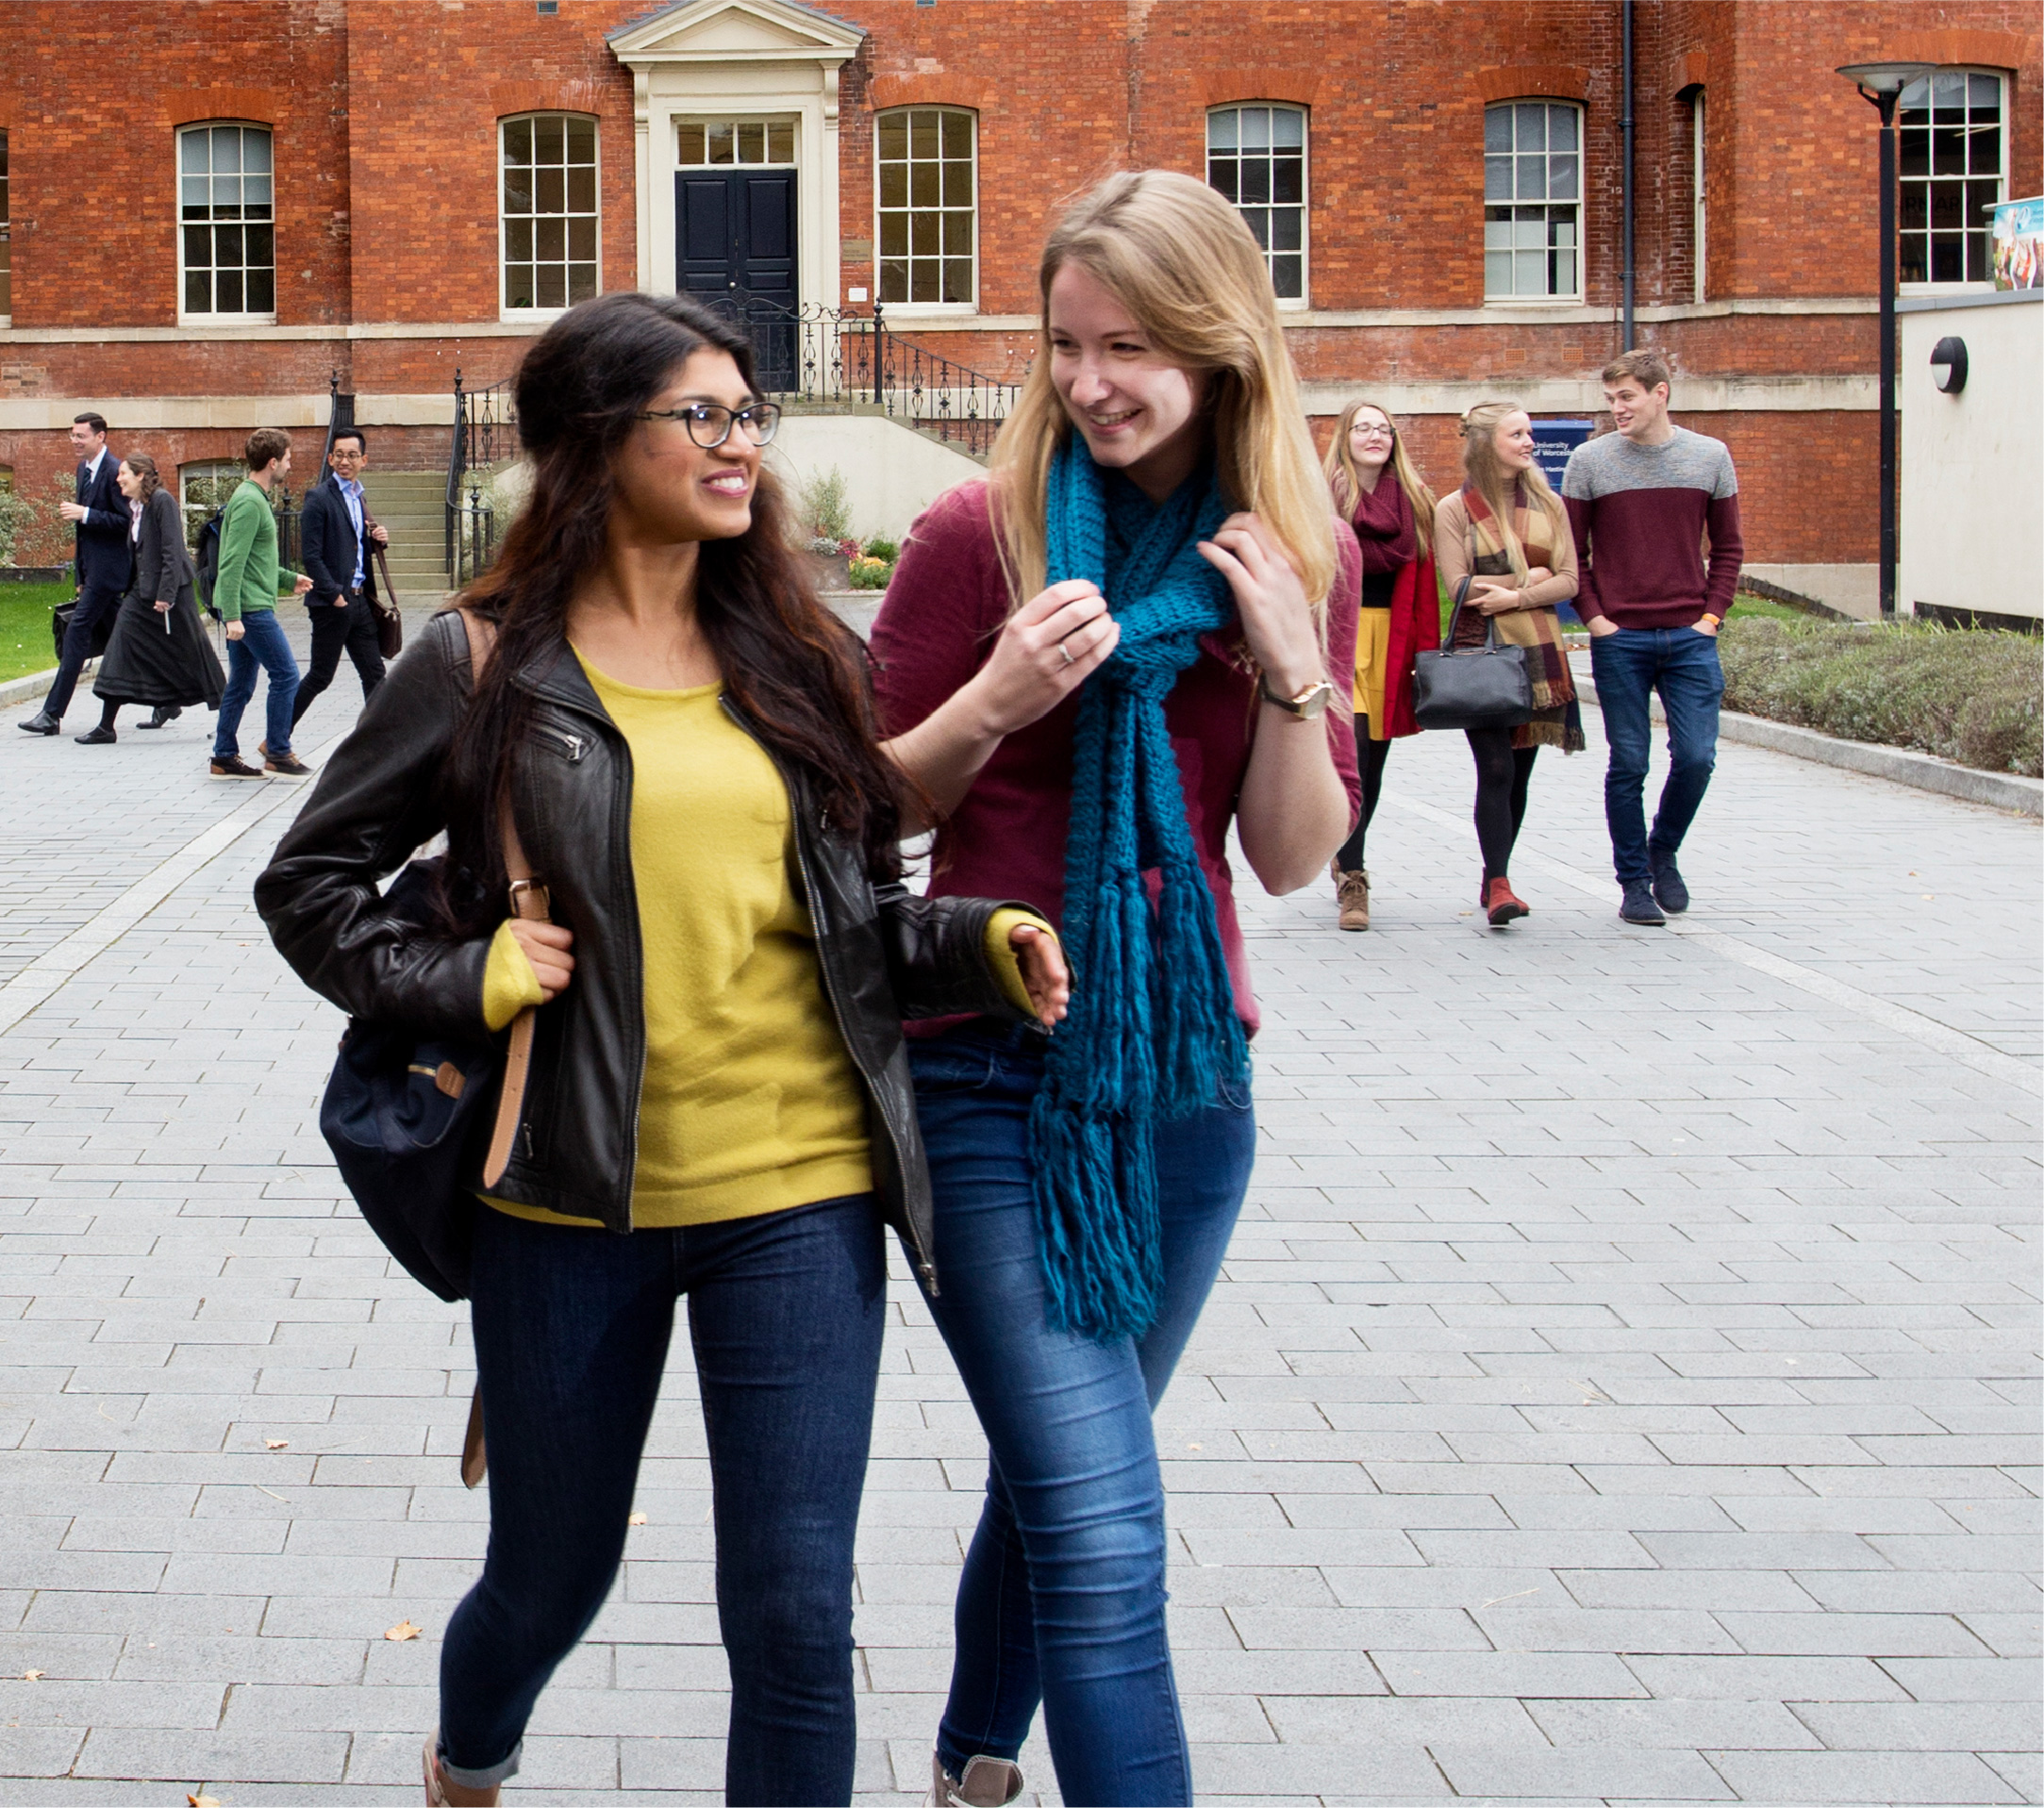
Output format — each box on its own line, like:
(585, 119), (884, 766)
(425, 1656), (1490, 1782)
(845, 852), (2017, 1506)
(441, 291), (906, 919)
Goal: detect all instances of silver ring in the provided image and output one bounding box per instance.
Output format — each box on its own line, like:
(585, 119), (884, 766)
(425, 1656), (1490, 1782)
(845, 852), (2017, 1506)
(1059, 639), (1076, 666)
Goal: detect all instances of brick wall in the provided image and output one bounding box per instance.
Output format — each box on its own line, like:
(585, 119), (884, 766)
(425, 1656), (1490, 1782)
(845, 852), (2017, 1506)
(0, 0), (2034, 574)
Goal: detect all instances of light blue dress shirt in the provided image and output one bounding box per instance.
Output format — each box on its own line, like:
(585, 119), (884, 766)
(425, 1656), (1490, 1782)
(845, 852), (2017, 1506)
(340, 477), (366, 590)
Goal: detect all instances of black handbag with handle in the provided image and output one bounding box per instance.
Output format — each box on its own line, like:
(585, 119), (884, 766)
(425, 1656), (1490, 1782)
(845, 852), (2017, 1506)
(50, 597), (115, 665)
(1410, 578), (1536, 732)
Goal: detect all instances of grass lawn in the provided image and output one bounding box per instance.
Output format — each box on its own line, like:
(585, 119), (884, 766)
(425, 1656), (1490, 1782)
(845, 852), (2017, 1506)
(0, 583), (72, 684)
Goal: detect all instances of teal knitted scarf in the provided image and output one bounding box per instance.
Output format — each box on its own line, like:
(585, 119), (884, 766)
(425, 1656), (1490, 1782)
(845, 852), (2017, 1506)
(1031, 435), (1251, 1343)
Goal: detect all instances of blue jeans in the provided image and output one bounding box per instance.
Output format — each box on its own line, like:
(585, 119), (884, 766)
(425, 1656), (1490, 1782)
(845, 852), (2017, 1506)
(212, 608), (300, 758)
(1588, 625), (1725, 885)
(439, 1194), (885, 1806)
(908, 1022), (1257, 1806)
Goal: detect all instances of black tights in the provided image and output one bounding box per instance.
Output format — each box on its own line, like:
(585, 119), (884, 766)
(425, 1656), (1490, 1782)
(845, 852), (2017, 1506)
(1333, 722), (1393, 872)
(97, 699), (121, 731)
(1468, 729), (1538, 883)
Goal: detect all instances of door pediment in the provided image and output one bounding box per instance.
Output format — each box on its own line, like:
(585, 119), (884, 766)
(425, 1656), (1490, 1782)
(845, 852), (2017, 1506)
(607, 0), (865, 67)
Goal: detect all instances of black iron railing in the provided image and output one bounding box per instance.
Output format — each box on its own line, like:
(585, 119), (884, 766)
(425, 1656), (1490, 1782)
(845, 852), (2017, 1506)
(434, 305), (1018, 588)
(716, 291), (1022, 460)
(446, 369), (517, 588)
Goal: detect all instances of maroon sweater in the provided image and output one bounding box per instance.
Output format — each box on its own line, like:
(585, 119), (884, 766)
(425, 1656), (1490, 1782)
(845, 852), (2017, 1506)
(1560, 424), (1744, 629)
(872, 480), (1362, 1036)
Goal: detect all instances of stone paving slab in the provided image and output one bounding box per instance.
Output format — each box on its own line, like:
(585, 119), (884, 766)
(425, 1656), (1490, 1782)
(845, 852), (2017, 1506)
(0, 648), (2036, 1803)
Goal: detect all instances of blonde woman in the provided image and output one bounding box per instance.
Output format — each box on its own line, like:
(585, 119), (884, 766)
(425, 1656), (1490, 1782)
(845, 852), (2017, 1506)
(1321, 400), (1440, 929)
(1435, 402), (1584, 926)
(872, 171), (1361, 1805)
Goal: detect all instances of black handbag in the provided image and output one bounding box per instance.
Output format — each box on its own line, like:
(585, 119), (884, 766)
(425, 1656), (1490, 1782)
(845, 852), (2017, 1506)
(51, 598), (115, 664)
(318, 858), (497, 1305)
(1411, 579), (1535, 732)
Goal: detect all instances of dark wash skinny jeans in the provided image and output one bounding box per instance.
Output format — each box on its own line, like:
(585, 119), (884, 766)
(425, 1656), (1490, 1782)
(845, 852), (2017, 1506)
(437, 1193), (886, 1806)
(907, 1022), (1257, 1807)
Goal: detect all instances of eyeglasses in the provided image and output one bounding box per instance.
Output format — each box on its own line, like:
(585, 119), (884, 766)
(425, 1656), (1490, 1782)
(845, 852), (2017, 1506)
(635, 402), (783, 449)
(1353, 424), (1395, 440)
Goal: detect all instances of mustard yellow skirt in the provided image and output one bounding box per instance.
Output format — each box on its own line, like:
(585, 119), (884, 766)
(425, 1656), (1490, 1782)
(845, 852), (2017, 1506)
(1351, 606), (1392, 739)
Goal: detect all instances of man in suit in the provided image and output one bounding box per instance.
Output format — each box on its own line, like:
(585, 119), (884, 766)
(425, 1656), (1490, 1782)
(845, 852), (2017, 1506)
(291, 426), (390, 730)
(21, 412), (134, 734)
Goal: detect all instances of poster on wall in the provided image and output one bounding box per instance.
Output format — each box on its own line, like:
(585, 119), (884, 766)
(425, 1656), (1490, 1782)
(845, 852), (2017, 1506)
(1992, 196), (2043, 290)
(1526, 419), (1595, 624)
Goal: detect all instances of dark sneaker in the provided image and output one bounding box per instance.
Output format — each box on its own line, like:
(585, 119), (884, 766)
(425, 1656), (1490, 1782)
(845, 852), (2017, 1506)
(74, 725), (116, 745)
(209, 754), (264, 779)
(1651, 859), (1690, 914)
(18, 710), (59, 736)
(264, 752), (315, 776)
(141, 705), (182, 729)
(1620, 879), (1667, 925)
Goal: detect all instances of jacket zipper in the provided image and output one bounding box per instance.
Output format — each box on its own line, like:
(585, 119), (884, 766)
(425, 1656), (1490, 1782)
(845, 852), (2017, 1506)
(540, 725), (588, 762)
(721, 696), (940, 1295)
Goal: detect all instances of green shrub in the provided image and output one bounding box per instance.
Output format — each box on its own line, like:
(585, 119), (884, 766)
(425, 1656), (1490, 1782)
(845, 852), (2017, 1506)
(846, 555), (892, 591)
(1718, 615), (2042, 777)
(0, 487), (39, 566)
(794, 466), (854, 543)
(862, 535), (900, 564)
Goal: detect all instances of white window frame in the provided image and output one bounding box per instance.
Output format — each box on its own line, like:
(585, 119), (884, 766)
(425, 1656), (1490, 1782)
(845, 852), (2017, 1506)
(872, 107), (979, 312)
(499, 112), (603, 323)
(1483, 98), (1585, 305)
(176, 122), (277, 325)
(177, 459), (243, 552)
(1898, 68), (2007, 292)
(1206, 104), (1309, 307)
(675, 117), (799, 168)
(1692, 93), (1707, 304)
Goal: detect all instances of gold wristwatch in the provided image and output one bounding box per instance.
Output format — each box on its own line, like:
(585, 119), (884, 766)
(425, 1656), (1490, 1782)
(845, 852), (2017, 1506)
(1258, 674), (1337, 720)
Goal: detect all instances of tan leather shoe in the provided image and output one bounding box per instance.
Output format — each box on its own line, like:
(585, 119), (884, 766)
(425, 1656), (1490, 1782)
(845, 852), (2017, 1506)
(1336, 867), (1371, 931)
(424, 1733), (499, 1806)
(929, 1749), (1024, 1807)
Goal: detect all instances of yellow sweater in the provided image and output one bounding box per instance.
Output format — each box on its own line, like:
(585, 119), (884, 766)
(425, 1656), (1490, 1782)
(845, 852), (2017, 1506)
(481, 655), (1044, 1230)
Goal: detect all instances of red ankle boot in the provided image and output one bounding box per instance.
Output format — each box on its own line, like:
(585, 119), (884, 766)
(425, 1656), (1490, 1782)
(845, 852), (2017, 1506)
(1485, 876), (1529, 926)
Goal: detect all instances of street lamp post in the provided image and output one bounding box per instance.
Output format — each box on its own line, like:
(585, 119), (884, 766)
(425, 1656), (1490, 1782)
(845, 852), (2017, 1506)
(1837, 61), (1934, 620)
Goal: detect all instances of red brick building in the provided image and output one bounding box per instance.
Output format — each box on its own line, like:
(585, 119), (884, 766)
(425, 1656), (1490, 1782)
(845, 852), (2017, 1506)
(1, 0), (2036, 607)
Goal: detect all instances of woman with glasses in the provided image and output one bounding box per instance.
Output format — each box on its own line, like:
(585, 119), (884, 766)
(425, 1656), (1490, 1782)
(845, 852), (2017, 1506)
(257, 291), (1066, 1808)
(1321, 401), (1439, 930)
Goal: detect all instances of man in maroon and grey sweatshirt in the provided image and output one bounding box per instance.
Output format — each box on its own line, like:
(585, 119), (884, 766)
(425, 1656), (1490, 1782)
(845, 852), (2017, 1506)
(1564, 349), (1744, 926)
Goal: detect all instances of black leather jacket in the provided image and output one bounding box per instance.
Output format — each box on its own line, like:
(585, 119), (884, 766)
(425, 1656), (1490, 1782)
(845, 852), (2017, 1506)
(255, 609), (1028, 1292)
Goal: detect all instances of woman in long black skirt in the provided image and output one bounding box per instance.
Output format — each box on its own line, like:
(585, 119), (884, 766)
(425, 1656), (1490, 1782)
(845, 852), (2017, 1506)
(78, 454), (225, 743)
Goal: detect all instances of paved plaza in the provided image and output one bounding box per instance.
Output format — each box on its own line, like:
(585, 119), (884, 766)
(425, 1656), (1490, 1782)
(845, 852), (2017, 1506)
(0, 616), (2037, 1805)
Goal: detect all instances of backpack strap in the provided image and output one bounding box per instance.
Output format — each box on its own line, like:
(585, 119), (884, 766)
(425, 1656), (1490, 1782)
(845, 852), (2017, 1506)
(454, 607), (550, 1191)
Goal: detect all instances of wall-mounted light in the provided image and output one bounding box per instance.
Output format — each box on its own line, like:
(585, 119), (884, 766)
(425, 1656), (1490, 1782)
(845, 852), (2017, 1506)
(1929, 336), (1969, 394)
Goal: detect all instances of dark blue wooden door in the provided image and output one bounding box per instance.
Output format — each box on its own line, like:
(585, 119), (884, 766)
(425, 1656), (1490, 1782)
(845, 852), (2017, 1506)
(675, 169), (798, 389)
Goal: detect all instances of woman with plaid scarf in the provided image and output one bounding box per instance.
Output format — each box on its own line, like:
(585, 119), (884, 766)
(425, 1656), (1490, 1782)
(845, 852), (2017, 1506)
(1433, 401), (1585, 927)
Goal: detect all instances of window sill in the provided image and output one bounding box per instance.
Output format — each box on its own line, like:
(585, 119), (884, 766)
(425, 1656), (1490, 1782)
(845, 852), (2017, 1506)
(1482, 295), (1587, 309)
(175, 314), (280, 329)
(1899, 280), (1999, 298)
(499, 307), (573, 325)
(874, 303), (982, 320)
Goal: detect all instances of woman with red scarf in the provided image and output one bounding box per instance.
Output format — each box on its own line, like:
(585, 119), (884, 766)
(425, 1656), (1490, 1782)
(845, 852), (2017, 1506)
(1321, 400), (1438, 930)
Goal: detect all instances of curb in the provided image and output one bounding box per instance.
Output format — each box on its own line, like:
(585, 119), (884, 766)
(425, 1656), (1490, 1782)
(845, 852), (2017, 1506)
(1569, 656), (2042, 819)
(0, 665), (59, 710)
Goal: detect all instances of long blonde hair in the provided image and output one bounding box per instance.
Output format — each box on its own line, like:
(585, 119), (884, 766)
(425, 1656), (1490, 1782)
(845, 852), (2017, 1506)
(1457, 400), (1568, 582)
(989, 170), (1336, 614)
(1323, 399), (1437, 547)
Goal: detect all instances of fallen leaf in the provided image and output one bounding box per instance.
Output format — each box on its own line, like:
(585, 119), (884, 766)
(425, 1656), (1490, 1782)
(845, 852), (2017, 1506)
(265, 1439), (289, 1451)
(627, 1513), (647, 1526)
(190, 1795), (221, 1808)
(19, 1669), (42, 1682)
(385, 1620), (421, 1642)
(1186, 1442), (1203, 1452)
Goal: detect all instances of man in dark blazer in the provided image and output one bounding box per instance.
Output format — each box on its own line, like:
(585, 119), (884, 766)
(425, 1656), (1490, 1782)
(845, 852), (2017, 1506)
(21, 412), (134, 734)
(291, 425), (389, 730)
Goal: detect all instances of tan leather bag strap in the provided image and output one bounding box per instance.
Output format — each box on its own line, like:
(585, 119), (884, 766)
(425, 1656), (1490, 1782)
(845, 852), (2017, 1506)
(455, 607), (551, 1190)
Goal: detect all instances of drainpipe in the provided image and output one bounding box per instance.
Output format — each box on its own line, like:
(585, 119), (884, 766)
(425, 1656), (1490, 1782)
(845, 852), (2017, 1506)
(1620, 0), (1636, 350)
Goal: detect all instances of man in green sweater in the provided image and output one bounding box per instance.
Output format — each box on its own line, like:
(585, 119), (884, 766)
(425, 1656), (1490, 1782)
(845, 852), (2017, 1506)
(211, 427), (315, 778)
